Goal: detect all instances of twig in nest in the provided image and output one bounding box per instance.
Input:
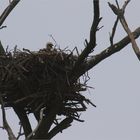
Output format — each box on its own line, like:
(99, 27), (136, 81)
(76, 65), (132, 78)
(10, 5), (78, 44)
(23, 48), (35, 55)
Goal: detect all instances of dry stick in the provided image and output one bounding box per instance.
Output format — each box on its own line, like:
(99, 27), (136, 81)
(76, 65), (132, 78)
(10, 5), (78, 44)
(0, 96), (16, 140)
(0, 0), (20, 26)
(109, 0), (140, 61)
(70, 0), (101, 79)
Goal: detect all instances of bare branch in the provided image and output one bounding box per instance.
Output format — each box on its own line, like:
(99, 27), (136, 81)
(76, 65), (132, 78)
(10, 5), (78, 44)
(88, 27), (140, 66)
(16, 122), (24, 140)
(109, 17), (119, 46)
(76, 27), (140, 77)
(109, 0), (140, 61)
(31, 99), (60, 139)
(0, 0), (20, 27)
(122, 0), (131, 10)
(70, 0), (101, 80)
(12, 104), (32, 138)
(47, 117), (73, 139)
(120, 17), (140, 60)
(89, 0), (101, 49)
(0, 95), (16, 140)
(26, 107), (46, 140)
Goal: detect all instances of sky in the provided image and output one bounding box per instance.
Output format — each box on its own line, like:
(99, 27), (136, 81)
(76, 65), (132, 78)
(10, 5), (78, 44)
(0, 0), (140, 140)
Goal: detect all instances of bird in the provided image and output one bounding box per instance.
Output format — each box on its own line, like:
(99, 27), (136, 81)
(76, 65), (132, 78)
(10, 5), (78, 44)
(46, 42), (54, 51)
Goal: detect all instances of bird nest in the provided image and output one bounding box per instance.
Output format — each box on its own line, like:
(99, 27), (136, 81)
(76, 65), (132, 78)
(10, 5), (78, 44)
(0, 46), (95, 122)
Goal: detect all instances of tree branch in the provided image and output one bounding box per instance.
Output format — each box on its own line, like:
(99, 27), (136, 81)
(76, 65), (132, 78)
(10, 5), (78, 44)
(47, 117), (73, 139)
(0, 0), (20, 27)
(109, 17), (119, 46)
(0, 95), (16, 140)
(108, 0), (140, 61)
(70, 0), (101, 79)
(26, 107), (46, 140)
(31, 99), (60, 139)
(0, 1), (20, 55)
(77, 27), (140, 77)
(89, 0), (101, 49)
(12, 104), (32, 138)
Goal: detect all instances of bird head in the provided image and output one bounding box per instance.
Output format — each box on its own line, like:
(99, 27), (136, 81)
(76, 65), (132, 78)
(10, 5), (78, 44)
(46, 42), (54, 51)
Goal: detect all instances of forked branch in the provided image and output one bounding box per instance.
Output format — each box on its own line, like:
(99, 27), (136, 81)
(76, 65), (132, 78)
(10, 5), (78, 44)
(108, 0), (140, 61)
(76, 27), (140, 78)
(0, 95), (16, 140)
(70, 0), (101, 80)
(47, 117), (73, 139)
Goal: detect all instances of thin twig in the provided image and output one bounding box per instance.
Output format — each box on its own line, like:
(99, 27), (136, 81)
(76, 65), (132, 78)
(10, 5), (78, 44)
(16, 122), (24, 140)
(109, 17), (119, 46)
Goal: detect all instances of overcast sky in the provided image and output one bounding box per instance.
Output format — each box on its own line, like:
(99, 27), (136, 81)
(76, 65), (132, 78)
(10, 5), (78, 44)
(0, 0), (140, 140)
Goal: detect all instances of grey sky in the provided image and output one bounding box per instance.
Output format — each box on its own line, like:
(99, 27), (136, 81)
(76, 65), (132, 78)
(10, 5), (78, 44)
(0, 0), (140, 140)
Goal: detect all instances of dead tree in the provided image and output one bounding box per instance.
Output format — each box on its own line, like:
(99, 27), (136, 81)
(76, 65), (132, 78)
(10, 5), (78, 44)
(0, 0), (140, 140)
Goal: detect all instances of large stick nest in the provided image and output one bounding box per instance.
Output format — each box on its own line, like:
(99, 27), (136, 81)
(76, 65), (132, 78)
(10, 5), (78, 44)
(0, 46), (95, 121)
